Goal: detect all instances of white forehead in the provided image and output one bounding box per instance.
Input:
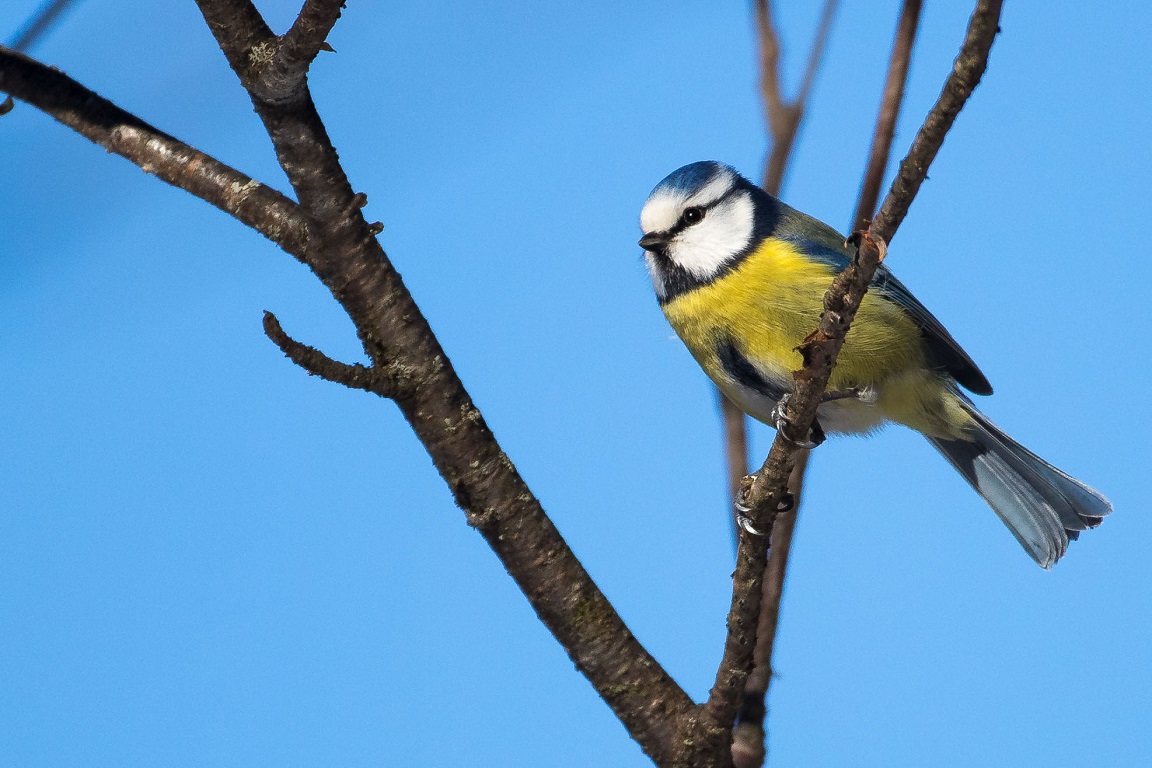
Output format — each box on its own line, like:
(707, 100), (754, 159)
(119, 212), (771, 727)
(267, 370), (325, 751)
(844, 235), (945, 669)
(639, 172), (735, 234)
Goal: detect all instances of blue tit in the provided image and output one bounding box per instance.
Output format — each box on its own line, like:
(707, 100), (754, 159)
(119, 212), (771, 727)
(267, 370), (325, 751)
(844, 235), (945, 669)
(638, 161), (1110, 568)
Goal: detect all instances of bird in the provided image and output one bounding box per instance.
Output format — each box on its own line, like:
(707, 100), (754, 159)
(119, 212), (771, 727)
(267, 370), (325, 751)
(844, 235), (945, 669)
(637, 160), (1111, 568)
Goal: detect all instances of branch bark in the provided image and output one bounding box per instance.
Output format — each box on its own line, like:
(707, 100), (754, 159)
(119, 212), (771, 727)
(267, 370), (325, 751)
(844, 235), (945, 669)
(719, 1), (1003, 764)
(193, 2), (700, 761)
(725, 2), (837, 519)
(732, 4), (838, 764)
(851, 0), (923, 233)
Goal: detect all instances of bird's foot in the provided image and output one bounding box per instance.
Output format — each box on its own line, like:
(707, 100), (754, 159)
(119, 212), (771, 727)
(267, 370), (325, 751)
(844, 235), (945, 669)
(734, 480), (795, 537)
(820, 385), (877, 405)
(770, 394), (826, 449)
(734, 482), (769, 536)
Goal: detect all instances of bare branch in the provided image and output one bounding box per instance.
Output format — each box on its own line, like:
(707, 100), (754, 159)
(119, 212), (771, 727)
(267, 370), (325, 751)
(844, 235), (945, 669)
(757, 0), (839, 195)
(0, 47), (310, 256)
(795, 0), (838, 110)
(189, 2), (699, 760)
(276, 0), (344, 71)
(874, 0), (1003, 242)
(753, 0), (786, 132)
(731, 449), (806, 768)
(715, 0), (1004, 749)
(739, 5), (924, 756)
(852, 0), (923, 232)
(4, 10), (699, 757)
(731, 4), (839, 762)
(262, 311), (412, 398)
(726, 0), (840, 510)
(709, 231), (888, 738)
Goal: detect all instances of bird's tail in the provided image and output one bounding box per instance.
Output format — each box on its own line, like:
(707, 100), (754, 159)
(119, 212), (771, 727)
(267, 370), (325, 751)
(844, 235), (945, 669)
(926, 399), (1111, 568)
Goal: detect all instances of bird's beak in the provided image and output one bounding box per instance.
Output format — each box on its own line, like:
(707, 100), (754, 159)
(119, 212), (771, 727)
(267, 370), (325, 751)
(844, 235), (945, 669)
(638, 233), (668, 252)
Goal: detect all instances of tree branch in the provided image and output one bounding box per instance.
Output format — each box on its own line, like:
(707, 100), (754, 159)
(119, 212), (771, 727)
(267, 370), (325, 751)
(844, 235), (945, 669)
(0, 47), (310, 256)
(873, 0), (1003, 243)
(3, 6), (700, 761)
(713, 0), (1003, 755)
(736, 4), (925, 762)
(275, 0), (344, 74)
(725, 0), (839, 517)
(262, 311), (413, 398)
(754, 0), (838, 196)
(851, 0), (923, 233)
(189, 1), (699, 762)
(731, 4), (838, 764)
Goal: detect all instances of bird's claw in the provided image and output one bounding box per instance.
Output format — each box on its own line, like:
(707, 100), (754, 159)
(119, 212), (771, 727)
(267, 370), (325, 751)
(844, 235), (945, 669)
(770, 394), (825, 449)
(734, 482), (769, 535)
(736, 512), (770, 537)
(735, 484), (795, 536)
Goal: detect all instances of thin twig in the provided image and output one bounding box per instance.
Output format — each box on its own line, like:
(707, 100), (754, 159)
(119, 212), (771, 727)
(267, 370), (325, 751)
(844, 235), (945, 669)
(710, 0), (1004, 752)
(756, 0), (839, 196)
(873, 0), (1002, 243)
(852, 0), (923, 232)
(795, 0), (838, 117)
(738, 3), (924, 760)
(7, 0), (79, 52)
(262, 311), (412, 398)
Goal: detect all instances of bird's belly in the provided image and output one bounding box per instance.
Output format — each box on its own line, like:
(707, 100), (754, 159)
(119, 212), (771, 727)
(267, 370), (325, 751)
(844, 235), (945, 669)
(716, 364), (886, 436)
(816, 396), (886, 434)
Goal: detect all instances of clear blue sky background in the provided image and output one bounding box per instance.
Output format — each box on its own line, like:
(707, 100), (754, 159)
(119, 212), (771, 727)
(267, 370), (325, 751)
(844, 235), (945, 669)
(3, 2), (1149, 766)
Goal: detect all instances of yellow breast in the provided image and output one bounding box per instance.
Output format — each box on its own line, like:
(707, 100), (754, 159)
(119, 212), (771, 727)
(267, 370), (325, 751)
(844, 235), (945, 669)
(661, 237), (927, 391)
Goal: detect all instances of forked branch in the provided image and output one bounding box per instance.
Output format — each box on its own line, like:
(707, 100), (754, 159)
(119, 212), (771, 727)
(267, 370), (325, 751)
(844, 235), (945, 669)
(708, 0), (1004, 756)
(734, 5), (926, 764)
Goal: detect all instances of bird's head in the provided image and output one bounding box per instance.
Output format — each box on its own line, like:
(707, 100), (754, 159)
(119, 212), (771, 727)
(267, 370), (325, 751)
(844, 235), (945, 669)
(638, 161), (766, 301)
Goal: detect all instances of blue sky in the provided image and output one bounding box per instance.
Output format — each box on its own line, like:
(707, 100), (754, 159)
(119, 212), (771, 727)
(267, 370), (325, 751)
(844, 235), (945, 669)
(2, 1), (1149, 766)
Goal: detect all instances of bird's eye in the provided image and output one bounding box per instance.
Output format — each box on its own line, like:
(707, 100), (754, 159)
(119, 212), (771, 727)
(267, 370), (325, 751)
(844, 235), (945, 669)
(682, 206), (705, 226)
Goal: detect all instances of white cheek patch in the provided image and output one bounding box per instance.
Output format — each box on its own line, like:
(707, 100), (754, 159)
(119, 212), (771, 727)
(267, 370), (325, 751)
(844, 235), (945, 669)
(667, 193), (754, 279)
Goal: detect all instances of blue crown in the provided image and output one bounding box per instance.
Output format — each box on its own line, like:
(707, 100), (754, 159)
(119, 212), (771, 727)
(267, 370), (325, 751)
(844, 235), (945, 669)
(653, 161), (735, 195)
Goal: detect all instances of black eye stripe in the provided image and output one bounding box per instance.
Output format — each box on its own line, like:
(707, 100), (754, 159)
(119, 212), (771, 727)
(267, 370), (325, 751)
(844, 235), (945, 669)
(659, 186), (740, 240)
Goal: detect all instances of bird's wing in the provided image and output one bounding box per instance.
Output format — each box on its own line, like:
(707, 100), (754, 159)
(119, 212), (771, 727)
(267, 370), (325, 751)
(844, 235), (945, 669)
(773, 212), (993, 396)
(870, 265), (993, 395)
